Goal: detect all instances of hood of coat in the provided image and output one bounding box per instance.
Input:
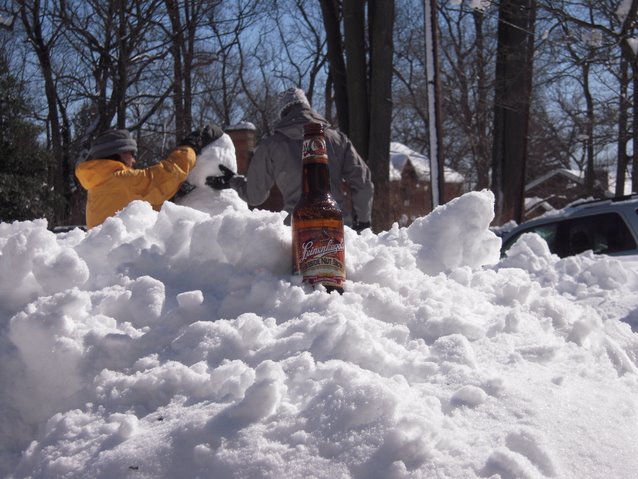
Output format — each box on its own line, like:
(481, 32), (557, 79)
(75, 159), (129, 189)
(274, 105), (330, 141)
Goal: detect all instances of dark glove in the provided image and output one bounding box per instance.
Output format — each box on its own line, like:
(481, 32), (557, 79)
(179, 123), (224, 154)
(206, 164), (246, 190)
(170, 180), (196, 201)
(353, 218), (371, 233)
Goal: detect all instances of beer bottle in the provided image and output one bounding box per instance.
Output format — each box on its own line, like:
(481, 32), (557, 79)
(291, 123), (345, 293)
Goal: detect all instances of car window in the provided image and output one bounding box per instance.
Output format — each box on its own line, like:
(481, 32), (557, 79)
(502, 222), (559, 254)
(501, 211), (637, 258)
(566, 220), (592, 255)
(566, 212), (637, 256)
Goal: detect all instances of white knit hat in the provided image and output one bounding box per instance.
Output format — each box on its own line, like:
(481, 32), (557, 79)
(277, 88), (310, 117)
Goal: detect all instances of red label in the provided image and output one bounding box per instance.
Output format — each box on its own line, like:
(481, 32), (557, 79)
(302, 136), (328, 164)
(293, 222), (345, 289)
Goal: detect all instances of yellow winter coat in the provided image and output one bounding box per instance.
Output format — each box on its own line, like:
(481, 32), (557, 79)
(75, 146), (196, 228)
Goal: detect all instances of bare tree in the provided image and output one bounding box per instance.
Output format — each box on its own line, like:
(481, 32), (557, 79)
(59, 0), (169, 133)
(319, 0), (348, 131)
(342, 1), (369, 159)
(13, 0), (638, 229)
(437, 1), (496, 190)
(491, 0), (536, 225)
(558, 19), (597, 193)
(539, 0), (638, 197)
(617, 0), (638, 193)
(368, 1), (395, 230)
(323, 0), (395, 231)
(203, 1), (277, 128)
(617, 55), (630, 196)
(17, 0), (69, 224)
(157, 1), (222, 131)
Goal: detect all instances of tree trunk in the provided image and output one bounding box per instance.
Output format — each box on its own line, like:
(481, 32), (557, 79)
(319, 0), (349, 133)
(633, 72), (638, 194)
(321, 0), (395, 232)
(582, 60), (595, 194)
(368, 0), (395, 231)
(116, 0), (129, 129)
(19, 0), (69, 225)
(166, 0), (186, 137)
(491, 0), (536, 225)
(616, 0), (638, 194)
(183, 2), (195, 134)
(165, 0), (197, 138)
(616, 56), (629, 197)
(343, 0), (369, 159)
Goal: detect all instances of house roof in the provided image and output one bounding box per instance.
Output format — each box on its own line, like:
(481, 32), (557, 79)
(525, 168), (583, 191)
(524, 196), (555, 215)
(525, 167), (630, 196)
(226, 121), (256, 131)
(389, 142), (464, 183)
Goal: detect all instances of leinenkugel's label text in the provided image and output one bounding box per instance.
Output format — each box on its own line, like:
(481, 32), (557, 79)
(294, 221), (345, 289)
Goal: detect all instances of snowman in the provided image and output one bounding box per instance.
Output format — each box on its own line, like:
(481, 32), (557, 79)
(175, 129), (249, 216)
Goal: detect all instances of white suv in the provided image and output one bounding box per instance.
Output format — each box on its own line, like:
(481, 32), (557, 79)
(500, 195), (638, 258)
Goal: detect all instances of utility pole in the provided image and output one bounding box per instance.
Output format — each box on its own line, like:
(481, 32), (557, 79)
(424, 0), (445, 208)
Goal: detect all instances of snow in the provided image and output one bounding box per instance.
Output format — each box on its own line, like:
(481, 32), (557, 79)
(389, 142), (464, 184)
(1, 138), (638, 479)
(225, 121), (256, 132)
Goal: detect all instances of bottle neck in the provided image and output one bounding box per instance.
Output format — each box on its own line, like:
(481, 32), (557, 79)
(301, 127), (331, 197)
(301, 161), (330, 196)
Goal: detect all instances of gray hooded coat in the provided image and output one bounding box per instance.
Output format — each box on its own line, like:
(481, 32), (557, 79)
(235, 105), (374, 226)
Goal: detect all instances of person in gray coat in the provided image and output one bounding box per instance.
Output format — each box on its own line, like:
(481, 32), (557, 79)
(207, 88), (374, 231)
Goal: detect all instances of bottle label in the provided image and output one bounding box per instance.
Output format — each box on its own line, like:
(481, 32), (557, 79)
(293, 218), (345, 289)
(302, 135), (328, 165)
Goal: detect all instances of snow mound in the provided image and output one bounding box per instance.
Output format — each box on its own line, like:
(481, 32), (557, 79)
(1, 188), (638, 479)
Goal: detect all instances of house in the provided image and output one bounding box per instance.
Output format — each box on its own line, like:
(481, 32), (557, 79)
(389, 142), (464, 226)
(523, 168), (610, 219)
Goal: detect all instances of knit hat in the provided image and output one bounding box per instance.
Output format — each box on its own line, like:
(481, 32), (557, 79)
(89, 129), (138, 159)
(277, 88), (310, 118)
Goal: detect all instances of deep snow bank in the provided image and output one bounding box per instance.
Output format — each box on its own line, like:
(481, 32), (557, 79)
(1, 189), (638, 478)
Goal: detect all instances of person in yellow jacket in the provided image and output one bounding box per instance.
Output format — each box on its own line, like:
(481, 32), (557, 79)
(76, 125), (222, 228)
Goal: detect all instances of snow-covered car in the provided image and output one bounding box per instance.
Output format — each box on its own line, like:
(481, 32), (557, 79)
(500, 194), (638, 258)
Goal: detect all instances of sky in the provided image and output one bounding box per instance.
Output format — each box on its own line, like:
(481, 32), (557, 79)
(1, 135), (638, 479)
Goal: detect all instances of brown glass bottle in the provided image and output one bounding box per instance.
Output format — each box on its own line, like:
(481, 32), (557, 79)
(291, 123), (345, 293)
